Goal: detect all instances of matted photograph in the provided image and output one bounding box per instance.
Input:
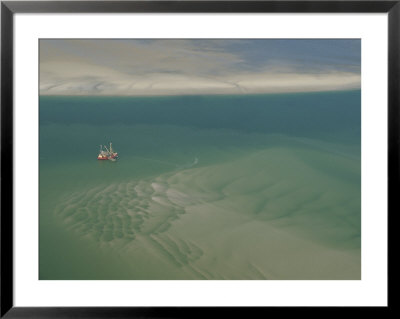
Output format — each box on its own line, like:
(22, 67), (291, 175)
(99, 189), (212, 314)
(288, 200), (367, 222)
(39, 39), (361, 280)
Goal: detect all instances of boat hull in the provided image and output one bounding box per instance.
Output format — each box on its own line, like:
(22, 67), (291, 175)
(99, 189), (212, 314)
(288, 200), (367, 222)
(97, 153), (118, 160)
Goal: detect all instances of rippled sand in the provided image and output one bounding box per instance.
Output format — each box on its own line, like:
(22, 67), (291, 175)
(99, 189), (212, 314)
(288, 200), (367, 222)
(54, 143), (360, 279)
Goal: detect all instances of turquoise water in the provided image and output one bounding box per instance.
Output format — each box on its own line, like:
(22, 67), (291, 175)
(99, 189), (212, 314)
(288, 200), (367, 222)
(39, 91), (361, 279)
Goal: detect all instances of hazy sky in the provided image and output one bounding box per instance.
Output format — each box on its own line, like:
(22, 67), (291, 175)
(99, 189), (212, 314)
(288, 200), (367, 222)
(40, 39), (361, 96)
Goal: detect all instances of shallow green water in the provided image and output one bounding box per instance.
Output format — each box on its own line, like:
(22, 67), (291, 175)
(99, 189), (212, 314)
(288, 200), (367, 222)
(39, 91), (361, 279)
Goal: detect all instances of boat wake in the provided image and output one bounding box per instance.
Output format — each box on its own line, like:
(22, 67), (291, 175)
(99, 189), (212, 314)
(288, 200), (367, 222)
(176, 157), (199, 170)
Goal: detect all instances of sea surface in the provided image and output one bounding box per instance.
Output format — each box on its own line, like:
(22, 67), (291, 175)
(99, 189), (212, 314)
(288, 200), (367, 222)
(39, 91), (361, 280)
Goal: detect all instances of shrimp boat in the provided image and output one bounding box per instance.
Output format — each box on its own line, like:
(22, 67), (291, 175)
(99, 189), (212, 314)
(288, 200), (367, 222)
(97, 142), (118, 161)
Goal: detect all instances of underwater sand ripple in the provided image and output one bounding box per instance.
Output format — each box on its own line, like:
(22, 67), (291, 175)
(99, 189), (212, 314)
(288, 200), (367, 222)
(54, 146), (360, 279)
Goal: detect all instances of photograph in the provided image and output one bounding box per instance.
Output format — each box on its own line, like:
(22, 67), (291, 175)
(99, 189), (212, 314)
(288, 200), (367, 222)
(39, 39), (362, 280)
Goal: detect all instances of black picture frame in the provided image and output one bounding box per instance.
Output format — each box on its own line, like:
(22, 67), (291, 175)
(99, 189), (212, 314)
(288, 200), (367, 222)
(1, 1), (396, 317)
